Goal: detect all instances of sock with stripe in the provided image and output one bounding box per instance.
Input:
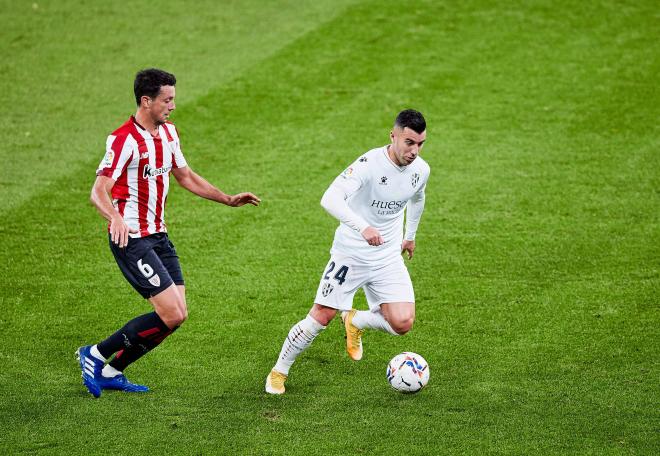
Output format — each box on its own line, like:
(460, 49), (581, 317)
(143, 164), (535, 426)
(351, 310), (399, 335)
(273, 314), (326, 376)
(96, 312), (171, 361)
(108, 325), (178, 372)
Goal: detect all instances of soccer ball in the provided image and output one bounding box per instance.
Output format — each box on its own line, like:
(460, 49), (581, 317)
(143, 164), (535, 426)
(386, 352), (430, 393)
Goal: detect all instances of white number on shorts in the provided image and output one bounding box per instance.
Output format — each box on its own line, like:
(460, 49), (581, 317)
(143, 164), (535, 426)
(137, 259), (154, 278)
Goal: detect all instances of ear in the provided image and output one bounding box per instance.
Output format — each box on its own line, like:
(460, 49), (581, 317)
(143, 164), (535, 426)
(141, 95), (151, 108)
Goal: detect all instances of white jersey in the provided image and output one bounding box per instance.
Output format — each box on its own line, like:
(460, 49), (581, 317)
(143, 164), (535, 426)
(323, 146), (430, 264)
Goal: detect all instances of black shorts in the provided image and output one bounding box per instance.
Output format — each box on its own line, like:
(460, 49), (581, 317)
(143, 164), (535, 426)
(109, 233), (184, 299)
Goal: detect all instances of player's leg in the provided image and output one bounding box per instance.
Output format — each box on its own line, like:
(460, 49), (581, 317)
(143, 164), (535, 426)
(105, 236), (186, 374)
(266, 303), (336, 394)
(176, 285), (188, 319)
(343, 258), (415, 359)
(80, 305), (174, 395)
(90, 284), (184, 392)
(379, 302), (415, 334)
(342, 304), (409, 361)
(266, 255), (361, 394)
(347, 305), (403, 336)
(274, 304), (336, 375)
(103, 284), (185, 373)
(77, 235), (181, 396)
(149, 235), (188, 327)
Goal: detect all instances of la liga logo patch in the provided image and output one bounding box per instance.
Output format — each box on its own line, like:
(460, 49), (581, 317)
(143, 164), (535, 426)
(104, 150), (114, 167)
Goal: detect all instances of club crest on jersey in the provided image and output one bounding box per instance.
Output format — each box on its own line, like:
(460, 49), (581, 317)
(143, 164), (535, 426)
(379, 176), (388, 185)
(143, 164), (171, 179)
(322, 283), (334, 297)
(341, 167), (354, 178)
(411, 173), (420, 188)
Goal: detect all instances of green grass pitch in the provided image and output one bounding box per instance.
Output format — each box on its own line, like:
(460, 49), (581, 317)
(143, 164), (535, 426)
(0, 0), (658, 454)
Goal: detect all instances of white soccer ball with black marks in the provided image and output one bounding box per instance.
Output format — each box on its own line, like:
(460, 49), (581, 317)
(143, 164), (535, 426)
(386, 352), (430, 393)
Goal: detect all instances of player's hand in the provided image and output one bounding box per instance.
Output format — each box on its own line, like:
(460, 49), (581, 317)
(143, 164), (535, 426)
(361, 226), (384, 246)
(109, 215), (137, 248)
(401, 240), (416, 259)
(228, 192), (261, 207)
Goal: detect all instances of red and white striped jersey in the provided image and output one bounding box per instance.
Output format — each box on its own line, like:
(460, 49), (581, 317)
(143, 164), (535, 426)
(96, 116), (187, 238)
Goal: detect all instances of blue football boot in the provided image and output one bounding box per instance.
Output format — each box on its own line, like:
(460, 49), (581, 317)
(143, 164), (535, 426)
(76, 345), (103, 398)
(97, 374), (150, 393)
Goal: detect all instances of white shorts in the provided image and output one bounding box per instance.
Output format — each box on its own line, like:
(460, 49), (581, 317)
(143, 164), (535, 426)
(313, 254), (415, 312)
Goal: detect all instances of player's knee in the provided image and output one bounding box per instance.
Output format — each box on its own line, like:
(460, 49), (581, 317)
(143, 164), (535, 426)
(161, 304), (187, 328)
(310, 304), (337, 326)
(173, 308), (188, 326)
(169, 295), (188, 325)
(391, 316), (414, 335)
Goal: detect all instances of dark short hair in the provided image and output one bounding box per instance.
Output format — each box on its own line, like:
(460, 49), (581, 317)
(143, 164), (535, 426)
(134, 68), (176, 106)
(394, 109), (426, 134)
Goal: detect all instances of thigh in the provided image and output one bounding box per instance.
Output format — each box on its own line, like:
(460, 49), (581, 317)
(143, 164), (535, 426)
(149, 283), (186, 328)
(177, 285), (186, 306)
(363, 258), (415, 311)
(176, 284), (188, 317)
(153, 235), (185, 286)
(110, 234), (174, 299)
(313, 254), (367, 311)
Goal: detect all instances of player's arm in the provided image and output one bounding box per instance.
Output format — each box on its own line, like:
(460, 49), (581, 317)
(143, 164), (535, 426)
(402, 183), (426, 259)
(320, 175), (383, 246)
(171, 166), (260, 207)
(90, 175), (137, 248)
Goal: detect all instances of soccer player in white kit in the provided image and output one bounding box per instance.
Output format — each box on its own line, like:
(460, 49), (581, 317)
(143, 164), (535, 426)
(266, 109), (429, 394)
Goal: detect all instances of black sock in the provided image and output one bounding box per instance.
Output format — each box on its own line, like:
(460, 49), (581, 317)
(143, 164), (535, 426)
(96, 312), (170, 359)
(109, 325), (178, 372)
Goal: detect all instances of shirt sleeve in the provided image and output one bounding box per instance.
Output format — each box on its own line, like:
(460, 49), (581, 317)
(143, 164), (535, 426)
(168, 124), (187, 169)
(404, 181), (427, 241)
(320, 161), (370, 233)
(96, 134), (134, 180)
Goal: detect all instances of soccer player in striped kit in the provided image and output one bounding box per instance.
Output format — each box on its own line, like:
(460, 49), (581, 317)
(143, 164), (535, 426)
(77, 68), (260, 397)
(266, 110), (430, 394)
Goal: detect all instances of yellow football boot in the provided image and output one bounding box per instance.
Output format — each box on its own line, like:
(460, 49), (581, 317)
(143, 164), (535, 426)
(265, 369), (287, 395)
(342, 309), (364, 361)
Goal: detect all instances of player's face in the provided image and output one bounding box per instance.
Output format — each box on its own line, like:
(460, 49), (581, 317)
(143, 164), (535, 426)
(147, 85), (176, 125)
(389, 126), (426, 166)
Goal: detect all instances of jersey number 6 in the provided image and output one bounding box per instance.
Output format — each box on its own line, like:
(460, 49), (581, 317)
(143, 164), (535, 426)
(324, 261), (349, 285)
(137, 259), (154, 278)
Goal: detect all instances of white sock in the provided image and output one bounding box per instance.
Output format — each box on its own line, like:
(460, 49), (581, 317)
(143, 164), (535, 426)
(90, 344), (107, 362)
(273, 314), (326, 375)
(102, 365), (122, 378)
(351, 310), (399, 335)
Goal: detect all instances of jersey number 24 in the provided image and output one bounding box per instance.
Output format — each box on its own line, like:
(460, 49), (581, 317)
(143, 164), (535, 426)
(324, 261), (349, 285)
